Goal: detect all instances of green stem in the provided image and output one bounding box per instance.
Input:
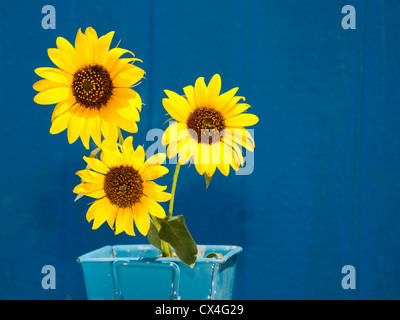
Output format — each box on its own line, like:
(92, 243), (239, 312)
(168, 162), (181, 218)
(152, 217), (173, 257)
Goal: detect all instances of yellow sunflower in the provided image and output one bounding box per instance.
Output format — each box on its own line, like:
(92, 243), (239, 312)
(73, 136), (171, 236)
(161, 74), (258, 178)
(33, 27), (144, 149)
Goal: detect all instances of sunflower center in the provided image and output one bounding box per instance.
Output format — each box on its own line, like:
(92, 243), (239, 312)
(103, 165), (143, 208)
(72, 64), (113, 109)
(186, 107), (225, 144)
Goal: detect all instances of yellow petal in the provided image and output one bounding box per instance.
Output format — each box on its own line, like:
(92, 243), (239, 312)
(162, 121), (187, 146)
(132, 202), (150, 236)
(131, 145), (145, 170)
(83, 156), (110, 175)
(108, 94), (140, 122)
(34, 67), (72, 84)
(222, 127), (255, 151)
(142, 153), (167, 169)
(33, 79), (67, 92)
(194, 77), (208, 108)
(223, 103), (251, 120)
(78, 108), (101, 149)
(122, 136), (135, 163)
(104, 47), (135, 71)
(86, 197), (109, 223)
(90, 112), (102, 148)
(95, 31), (115, 65)
(112, 65), (145, 87)
(205, 164), (217, 177)
(140, 196), (166, 219)
(56, 37), (74, 56)
(183, 85), (196, 110)
(50, 108), (73, 134)
(139, 165), (169, 181)
(51, 97), (75, 122)
(194, 160), (206, 176)
(177, 138), (197, 164)
(207, 74), (221, 106)
(73, 182), (103, 195)
(107, 105), (139, 133)
(100, 107), (119, 142)
(214, 87), (239, 110)
(164, 90), (192, 117)
(100, 143), (125, 168)
(162, 98), (188, 123)
(218, 96), (245, 115)
(91, 198), (115, 229)
(67, 106), (87, 144)
(74, 28), (91, 65)
(47, 48), (77, 74)
(76, 169), (105, 184)
(142, 183), (171, 202)
(84, 27), (98, 48)
(221, 137), (244, 166)
(225, 113), (259, 127)
(217, 163), (230, 176)
(34, 87), (72, 105)
(141, 181), (167, 192)
(115, 207), (135, 236)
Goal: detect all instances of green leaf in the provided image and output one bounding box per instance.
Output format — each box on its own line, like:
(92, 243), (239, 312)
(147, 220), (162, 250)
(204, 174), (212, 188)
(205, 252), (224, 259)
(158, 215), (198, 267)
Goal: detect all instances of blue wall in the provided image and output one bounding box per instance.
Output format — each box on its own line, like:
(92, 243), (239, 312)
(0, 0), (399, 299)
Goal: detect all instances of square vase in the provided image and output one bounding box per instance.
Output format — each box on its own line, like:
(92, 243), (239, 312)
(77, 244), (242, 300)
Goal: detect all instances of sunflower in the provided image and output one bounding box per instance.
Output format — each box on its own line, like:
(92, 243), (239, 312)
(33, 27), (144, 149)
(73, 136), (171, 236)
(161, 74), (258, 178)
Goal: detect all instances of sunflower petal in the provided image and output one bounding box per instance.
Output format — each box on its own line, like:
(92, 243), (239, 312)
(142, 183), (171, 202)
(50, 108), (73, 134)
(76, 169), (105, 184)
(207, 74), (221, 106)
(162, 98), (188, 123)
(34, 87), (72, 105)
(133, 202), (150, 236)
(83, 156), (110, 174)
(112, 65), (145, 87)
(194, 77), (208, 108)
(131, 145), (145, 170)
(225, 113), (259, 127)
(35, 67), (72, 84)
(139, 165), (169, 181)
(90, 198), (115, 229)
(115, 207), (135, 236)
(140, 196), (166, 219)
(95, 31), (115, 65)
(47, 48), (77, 74)
(67, 106), (86, 144)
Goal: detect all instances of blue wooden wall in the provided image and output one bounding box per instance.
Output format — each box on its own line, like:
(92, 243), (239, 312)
(0, 0), (399, 299)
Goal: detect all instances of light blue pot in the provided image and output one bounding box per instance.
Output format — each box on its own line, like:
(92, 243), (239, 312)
(77, 244), (242, 300)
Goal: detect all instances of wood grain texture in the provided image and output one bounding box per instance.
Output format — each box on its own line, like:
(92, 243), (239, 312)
(0, 0), (399, 299)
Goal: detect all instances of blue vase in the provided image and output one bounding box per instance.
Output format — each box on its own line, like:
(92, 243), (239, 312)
(77, 244), (242, 300)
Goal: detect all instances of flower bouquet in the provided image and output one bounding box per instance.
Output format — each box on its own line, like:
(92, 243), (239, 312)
(33, 27), (258, 299)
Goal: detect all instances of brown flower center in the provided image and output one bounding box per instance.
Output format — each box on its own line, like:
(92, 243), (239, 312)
(103, 165), (143, 208)
(186, 107), (225, 144)
(72, 64), (113, 109)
